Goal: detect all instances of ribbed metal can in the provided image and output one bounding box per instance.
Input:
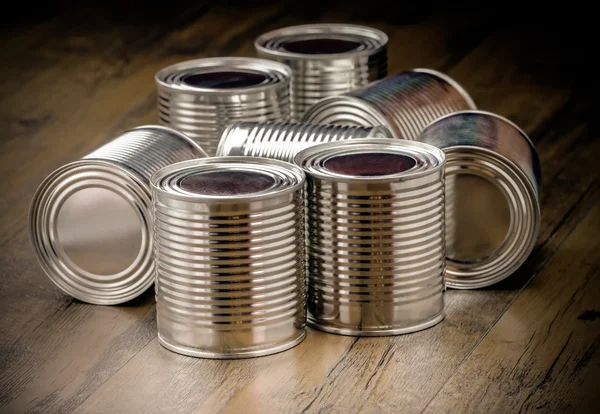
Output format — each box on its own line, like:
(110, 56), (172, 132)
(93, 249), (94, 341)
(150, 157), (306, 358)
(294, 138), (447, 336)
(255, 24), (388, 120)
(155, 57), (292, 156)
(417, 110), (542, 289)
(215, 120), (394, 163)
(301, 68), (477, 140)
(29, 126), (208, 305)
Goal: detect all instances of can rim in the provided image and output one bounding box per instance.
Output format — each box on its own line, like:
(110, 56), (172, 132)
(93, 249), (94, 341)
(255, 23), (388, 60)
(28, 159), (155, 305)
(150, 156), (306, 202)
(413, 68), (477, 110)
(155, 57), (292, 95)
(293, 138), (445, 183)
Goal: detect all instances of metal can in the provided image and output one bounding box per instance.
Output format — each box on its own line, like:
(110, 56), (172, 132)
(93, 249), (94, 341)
(155, 57), (292, 156)
(255, 24), (388, 120)
(215, 120), (394, 163)
(294, 138), (446, 336)
(150, 157), (306, 358)
(417, 110), (542, 289)
(301, 68), (477, 140)
(29, 126), (208, 305)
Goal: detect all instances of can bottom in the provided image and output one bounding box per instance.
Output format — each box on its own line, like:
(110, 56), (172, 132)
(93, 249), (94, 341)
(157, 330), (306, 359)
(307, 311), (445, 337)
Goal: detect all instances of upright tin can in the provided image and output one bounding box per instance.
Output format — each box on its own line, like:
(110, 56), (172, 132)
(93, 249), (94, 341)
(301, 68), (476, 140)
(29, 126), (208, 305)
(417, 110), (542, 288)
(151, 157), (306, 358)
(155, 57), (292, 155)
(255, 24), (388, 120)
(294, 138), (447, 336)
(215, 120), (394, 163)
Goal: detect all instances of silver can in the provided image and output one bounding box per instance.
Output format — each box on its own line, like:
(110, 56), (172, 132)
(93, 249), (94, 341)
(255, 24), (388, 120)
(29, 126), (208, 305)
(155, 57), (292, 156)
(294, 138), (446, 336)
(151, 157), (306, 358)
(301, 68), (477, 140)
(215, 120), (394, 163)
(417, 110), (542, 289)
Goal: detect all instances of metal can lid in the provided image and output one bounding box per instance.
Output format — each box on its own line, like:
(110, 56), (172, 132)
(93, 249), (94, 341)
(151, 157), (305, 203)
(294, 138), (445, 183)
(417, 110), (542, 288)
(29, 160), (154, 305)
(255, 23), (388, 60)
(155, 57), (292, 95)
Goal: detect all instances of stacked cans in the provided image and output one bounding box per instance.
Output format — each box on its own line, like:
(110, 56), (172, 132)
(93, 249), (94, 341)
(417, 110), (541, 288)
(156, 57), (292, 155)
(255, 24), (388, 120)
(295, 139), (447, 335)
(216, 120), (394, 162)
(302, 68), (477, 140)
(150, 158), (306, 358)
(29, 126), (207, 305)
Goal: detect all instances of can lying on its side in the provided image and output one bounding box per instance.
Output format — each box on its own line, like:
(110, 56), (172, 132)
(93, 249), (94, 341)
(417, 110), (542, 289)
(294, 138), (447, 336)
(216, 120), (394, 163)
(156, 57), (292, 155)
(255, 24), (388, 120)
(151, 157), (306, 359)
(301, 68), (476, 140)
(29, 126), (208, 305)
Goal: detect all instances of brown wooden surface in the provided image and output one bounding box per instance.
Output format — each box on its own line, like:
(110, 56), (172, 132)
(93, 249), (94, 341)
(0, 2), (598, 413)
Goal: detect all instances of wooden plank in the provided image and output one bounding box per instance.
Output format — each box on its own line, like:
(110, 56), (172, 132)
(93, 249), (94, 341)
(423, 200), (600, 413)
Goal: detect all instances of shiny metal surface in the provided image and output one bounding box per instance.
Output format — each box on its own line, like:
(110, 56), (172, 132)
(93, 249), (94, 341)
(301, 68), (476, 140)
(255, 24), (388, 120)
(150, 157), (306, 358)
(294, 138), (446, 336)
(29, 126), (207, 305)
(417, 110), (541, 289)
(216, 120), (394, 162)
(155, 57), (292, 155)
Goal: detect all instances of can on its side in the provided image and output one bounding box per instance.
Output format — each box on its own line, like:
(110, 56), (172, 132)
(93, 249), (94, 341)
(215, 120), (394, 163)
(29, 126), (208, 305)
(417, 110), (541, 289)
(155, 57), (292, 156)
(151, 157), (306, 359)
(294, 138), (447, 336)
(255, 24), (388, 120)
(301, 68), (476, 140)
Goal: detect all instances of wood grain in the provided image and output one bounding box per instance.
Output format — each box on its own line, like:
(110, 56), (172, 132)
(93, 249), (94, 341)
(0, 2), (597, 413)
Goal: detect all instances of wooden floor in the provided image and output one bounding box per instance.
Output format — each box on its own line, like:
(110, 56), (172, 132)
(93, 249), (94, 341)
(1, 2), (598, 412)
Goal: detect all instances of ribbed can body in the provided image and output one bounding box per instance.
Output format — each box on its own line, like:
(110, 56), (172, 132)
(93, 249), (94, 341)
(301, 68), (477, 140)
(156, 57), (292, 156)
(28, 126), (207, 305)
(295, 139), (446, 336)
(151, 158), (306, 358)
(255, 24), (388, 120)
(216, 121), (394, 162)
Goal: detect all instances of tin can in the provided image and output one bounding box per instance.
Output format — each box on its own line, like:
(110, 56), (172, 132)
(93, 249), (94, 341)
(417, 110), (542, 289)
(29, 126), (208, 305)
(151, 157), (306, 358)
(255, 24), (388, 120)
(294, 138), (446, 336)
(155, 57), (292, 156)
(301, 68), (477, 140)
(215, 120), (394, 163)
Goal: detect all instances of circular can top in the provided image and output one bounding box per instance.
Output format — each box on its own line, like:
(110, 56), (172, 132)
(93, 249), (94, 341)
(294, 138), (445, 183)
(255, 23), (388, 60)
(155, 57), (292, 95)
(151, 157), (305, 203)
